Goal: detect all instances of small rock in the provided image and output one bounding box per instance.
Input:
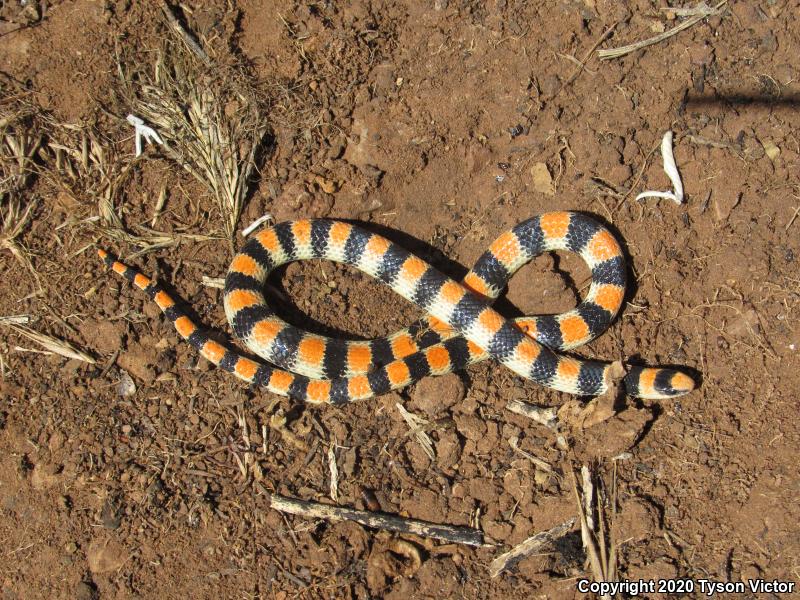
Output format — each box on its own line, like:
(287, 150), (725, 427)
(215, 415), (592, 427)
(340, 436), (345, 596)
(411, 373), (465, 416)
(100, 498), (122, 530)
(530, 162), (555, 195)
(86, 537), (128, 574)
(760, 139), (780, 161)
(435, 431), (461, 469)
(483, 520), (513, 541)
(579, 407), (653, 459)
(453, 413), (486, 441)
(78, 319), (122, 355)
(117, 371), (136, 397)
(48, 431), (65, 453)
(712, 191), (741, 222)
(313, 174), (339, 194)
(607, 163), (632, 186)
(31, 462), (61, 490)
(725, 307), (760, 339)
(118, 342), (156, 383)
(360, 164), (384, 181)
(75, 581), (98, 600)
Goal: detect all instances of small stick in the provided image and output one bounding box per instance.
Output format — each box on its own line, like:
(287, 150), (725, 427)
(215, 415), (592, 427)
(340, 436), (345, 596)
(506, 399), (558, 430)
(396, 403), (435, 460)
(489, 518), (575, 578)
(160, 1), (211, 65)
(5, 324), (95, 364)
(598, 1), (727, 60)
(327, 441), (339, 503)
(151, 184), (168, 227)
(201, 276), (225, 289)
(785, 205), (800, 231)
(0, 315), (30, 326)
(269, 494), (485, 546)
(508, 436), (553, 473)
(559, 21), (619, 92)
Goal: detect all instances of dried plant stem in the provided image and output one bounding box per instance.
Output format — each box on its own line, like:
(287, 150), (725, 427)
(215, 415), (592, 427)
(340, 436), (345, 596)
(598, 1), (727, 60)
(118, 37), (270, 241)
(489, 519), (575, 578)
(570, 464), (617, 599)
(269, 494), (485, 546)
(4, 323), (95, 364)
(0, 80), (44, 280)
(160, 1), (211, 65)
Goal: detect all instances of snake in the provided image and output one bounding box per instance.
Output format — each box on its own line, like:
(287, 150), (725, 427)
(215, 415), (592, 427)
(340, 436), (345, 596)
(98, 211), (695, 405)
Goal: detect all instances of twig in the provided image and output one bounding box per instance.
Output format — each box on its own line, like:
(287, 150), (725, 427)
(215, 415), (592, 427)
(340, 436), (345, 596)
(660, 2), (719, 17)
(269, 494), (485, 546)
(785, 205), (800, 231)
(506, 399), (558, 430)
(0, 314), (30, 325)
(571, 464), (617, 600)
(5, 324), (95, 364)
(571, 468), (605, 597)
(201, 276), (225, 289)
(328, 440), (339, 503)
(396, 403), (435, 460)
(150, 184), (168, 227)
(489, 518), (576, 578)
(686, 134), (734, 150)
(160, 1), (211, 65)
(598, 1), (728, 60)
(508, 436), (553, 473)
(559, 21), (619, 92)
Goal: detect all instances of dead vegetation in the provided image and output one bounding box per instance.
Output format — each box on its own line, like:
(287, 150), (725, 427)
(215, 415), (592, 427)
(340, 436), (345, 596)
(0, 77), (43, 277)
(572, 464), (618, 598)
(42, 118), (217, 256)
(115, 35), (271, 243)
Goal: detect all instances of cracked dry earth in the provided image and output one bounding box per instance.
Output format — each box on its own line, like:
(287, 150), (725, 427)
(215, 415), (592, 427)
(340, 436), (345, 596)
(0, 1), (799, 598)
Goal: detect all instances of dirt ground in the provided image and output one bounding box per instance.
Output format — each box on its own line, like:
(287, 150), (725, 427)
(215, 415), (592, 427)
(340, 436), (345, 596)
(1, 1), (799, 598)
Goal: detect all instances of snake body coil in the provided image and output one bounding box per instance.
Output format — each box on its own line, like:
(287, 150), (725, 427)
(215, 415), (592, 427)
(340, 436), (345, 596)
(99, 212), (695, 404)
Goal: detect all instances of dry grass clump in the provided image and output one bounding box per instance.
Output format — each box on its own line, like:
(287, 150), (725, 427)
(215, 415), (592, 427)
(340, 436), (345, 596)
(0, 78), (44, 276)
(46, 120), (133, 230)
(43, 119), (213, 255)
(117, 36), (271, 241)
(572, 464), (617, 599)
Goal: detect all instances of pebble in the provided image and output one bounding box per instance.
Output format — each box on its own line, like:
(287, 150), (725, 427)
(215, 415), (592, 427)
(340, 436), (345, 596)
(30, 462), (61, 490)
(411, 373), (465, 416)
(87, 537), (128, 573)
(75, 581), (98, 600)
(530, 162), (555, 195)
